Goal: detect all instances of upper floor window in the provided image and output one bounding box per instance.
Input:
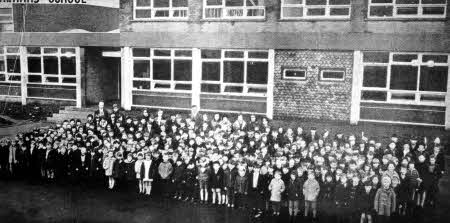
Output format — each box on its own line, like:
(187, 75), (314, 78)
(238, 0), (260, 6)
(203, 0), (265, 20)
(0, 46), (20, 83)
(134, 0), (188, 20)
(281, 0), (351, 19)
(0, 6), (13, 32)
(368, 0), (447, 19)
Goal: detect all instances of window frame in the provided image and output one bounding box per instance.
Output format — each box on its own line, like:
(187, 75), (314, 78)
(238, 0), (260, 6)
(367, 0), (447, 19)
(25, 47), (78, 86)
(319, 68), (345, 81)
(200, 49), (270, 96)
(0, 46), (21, 83)
(133, 0), (189, 21)
(203, 0), (266, 20)
(132, 48), (193, 93)
(361, 52), (449, 106)
(0, 5), (14, 32)
(280, 0), (351, 20)
(282, 67), (307, 80)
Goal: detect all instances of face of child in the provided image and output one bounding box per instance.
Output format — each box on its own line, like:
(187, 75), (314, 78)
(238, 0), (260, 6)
(382, 177), (391, 189)
(275, 173), (281, 179)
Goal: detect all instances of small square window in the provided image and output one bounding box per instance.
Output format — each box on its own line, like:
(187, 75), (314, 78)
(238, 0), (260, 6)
(283, 68), (306, 80)
(320, 69), (345, 81)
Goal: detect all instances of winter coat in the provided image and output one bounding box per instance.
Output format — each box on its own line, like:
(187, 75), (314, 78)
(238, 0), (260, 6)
(209, 168), (224, 188)
(320, 181), (335, 201)
(112, 159), (126, 179)
(234, 174), (248, 194)
(124, 160), (135, 181)
(268, 178), (285, 202)
(223, 168), (237, 189)
(303, 178), (320, 201)
(173, 164), (186, 182)
(287, 178), (302, 201)
(374, 187), (396, 216)
(158, 161), (173, 180)
(103, 157), (115, 177)
(334, 183), (349, 208)
(358, 188), (376, 212)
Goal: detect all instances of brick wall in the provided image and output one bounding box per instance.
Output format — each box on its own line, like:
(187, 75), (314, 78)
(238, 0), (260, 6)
(273, 50), (353, 121)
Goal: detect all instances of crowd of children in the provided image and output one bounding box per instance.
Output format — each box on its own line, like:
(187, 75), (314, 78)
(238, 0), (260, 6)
(0, 103), (447, 223)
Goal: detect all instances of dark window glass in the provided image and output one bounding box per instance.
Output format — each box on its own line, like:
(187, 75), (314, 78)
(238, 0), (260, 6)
(392, 54), (417, 62)
(27, 47), (41, 54)
(248, 87), (267, 93)
(224, 86), (243, 93)
(422, 7), (445, 15)
(422, 0), (445, 3)
(284, 69), (306, 79)
(422, 55), (447, 63)
(421, 95), (445, 102)
(173, 0), (188, 7)
(390, 65), (418, 90)
(396, 0), (419, 3)
(305, 0), (326, 5)
(397, 7), (418, 15)
(321, 70), (344, 80)
(7, 56), (21, 73)
(201, 50), (221, 59)
(174, 60), (192, 81)
(153, 59), (171, 80)
(61, 48), (75, 55)
(284, 0), (302, 3)
(8, 76), (20, 81)
(391, 93), (415, 100)
(175, 50), (192, 57)
(62, 77), (76, 84)
(226, 0), (244, 6)
(61, 57), (76, 75)
(330, 8), (350, 15)
(6, 47), (19, 53)
(282, 7), (303, 17)
(247, 61), (268, 84)
(329, 0), (350, 4)
(207, 0), (223, 5)
(369, 6), (393, 17)
(223, 61), (244, 83)
(371, 0), (392, 3)
(0, 59), (4, 72)
(43, 56), (58, 74)
(154, 50), (171, 57)
(154, 83), (171, 89)
(133, 80), (151, 89)
(202, 62), (220, 81)
(28, 75), (42, 83)
(248, 51), (268, 59)
(154, 10), (170, 17)
(154, 0), (170, 7)
(136, 0), (151, 6)
(175, 84), (192, 90)
(136, 10), (152, 18)
(0, 74), (6, 81)
(133, 60), (150, 78)
(133, 48), (150, 57)
(419, 66), (448, 92)
(363, 52), (390, 63)
(43, 48), (58, 54)
(201, 84), (221, 93)
(46, 76), (59, 83)
(361, 91), (387, 101)
(225, 51), (244, 58)
(363, 66), (387, 87)
(27, 57), (41, 73)
(307, 8), (326, 16)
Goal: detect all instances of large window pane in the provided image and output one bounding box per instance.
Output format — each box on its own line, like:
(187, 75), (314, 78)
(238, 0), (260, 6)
(201, 50), (221, 59)
(28, 57), (41, 73)
(202, 62), (220, 81)
(390, 65), (418, 90)
(362, 91), (387, 101)
(61, 57), (76, 75)
(43, 56), (58, 74)
(419, 66), (448, 92)
(154, 0), (170, 7)
(133, 48), (150, 57)
(134, 60), (150, 78)
(173, 0), (188, 7)
(7, 56), (20, 73)
(369, 6), (393, 17)
(28, 75), (42, 83)
(363, 66), (387, 87)
(174, 60), (192, 81)
(247, 61), (268, 84)
(223, 61), (244, 83)
(0, 59), (4, 72)
(153, 59), (171, 80)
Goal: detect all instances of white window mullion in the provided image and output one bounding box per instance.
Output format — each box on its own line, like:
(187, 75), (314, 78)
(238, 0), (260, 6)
(220, 50), (224, 93)
(243, 51), (248, 94)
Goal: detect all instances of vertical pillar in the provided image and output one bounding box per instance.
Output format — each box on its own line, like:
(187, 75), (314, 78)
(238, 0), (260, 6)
(121, 47), (132, 110)
(350, 50), (363, 125)
(445, 60), (450, 130)
(266, 49), (275, 119)
(191, 48), (201, 109)
(19, 46), (27, 105)
(75, 47), (82, 108)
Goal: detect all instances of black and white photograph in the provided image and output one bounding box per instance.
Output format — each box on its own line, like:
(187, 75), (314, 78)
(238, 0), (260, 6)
(0, 0), (449, 223)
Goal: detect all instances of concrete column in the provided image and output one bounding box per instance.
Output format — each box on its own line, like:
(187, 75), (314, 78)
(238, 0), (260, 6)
(350, 50), (363, 125)
(75, 47), (82, 108)
(445, 60), (450, 130)
(19, 46), (27, 105)
(266, 49), (275, 119)
(191, 48), (201, 109)
(121, 47), (132, 110)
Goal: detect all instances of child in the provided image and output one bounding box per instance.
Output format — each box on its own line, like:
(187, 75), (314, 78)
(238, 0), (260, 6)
(303, 171), (320, 220)
(183, 161), (197, 202)
(124, 153), (135, 192)
(335, 175), (349, 223)
(172, 159), (186, 200)
(234, 167), (249, 209)
(287, 171), (301, 222)
(374, 176), (396, 223)
(103, 150), (116, 190)
(209, 162), (224, 205)
(359, 182), (376, 223)
(268, 170), (285, 216)
(141, 153), (155, 195)
(158, 154), (173, 198)
(223, 162), (237, 207)
(197, 164), (209, 204)
(134, 152), (144, 194)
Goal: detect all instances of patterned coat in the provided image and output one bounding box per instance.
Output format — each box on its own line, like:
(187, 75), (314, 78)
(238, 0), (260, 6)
(374, 187), (396, 216)
(269, 178), (285, 202)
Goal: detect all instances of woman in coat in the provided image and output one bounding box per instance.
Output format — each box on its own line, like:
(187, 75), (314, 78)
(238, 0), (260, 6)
(103, 150), (116, 189)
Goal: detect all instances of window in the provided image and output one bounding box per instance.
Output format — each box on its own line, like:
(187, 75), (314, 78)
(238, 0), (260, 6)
(361, 52), (449, 106)
(0, 46), (20, 82)
(283, 68), (307, 80)
(133, 0), (188, 20)
(26, 47), (78, 85)
(203, 0), (265, 19)
(281, 0), (351, 19)
(0, 6), (13, 32)
(201, 49), (269, 95)
(132, 48), (193, 91)
(320, 69), (345, 81)
(368, 0), (447, 19)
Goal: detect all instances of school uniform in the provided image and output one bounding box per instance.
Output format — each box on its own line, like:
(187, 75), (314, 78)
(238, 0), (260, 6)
(172, 163), (186, 197)
(223, 167), (237, 205)
(234, 173), (249, 208)
(209, 168), (224, 190)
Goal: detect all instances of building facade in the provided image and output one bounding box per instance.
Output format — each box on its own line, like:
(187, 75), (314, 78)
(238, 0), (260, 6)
(1, 0), (450, 129)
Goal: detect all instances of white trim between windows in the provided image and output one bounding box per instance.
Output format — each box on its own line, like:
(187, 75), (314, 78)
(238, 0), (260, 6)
(133, 0), (188, 21)
(203, 0), (266, 20)
(280, 0), (351, 20)
(367, 0), (447, 19)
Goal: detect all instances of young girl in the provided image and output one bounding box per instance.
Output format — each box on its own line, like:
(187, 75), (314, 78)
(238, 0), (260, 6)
(209, 162), (224, 205)
(134, 152), (144, 194)
(268, 170), (285, 216)
(103, 150), (116, 189)
(223, 162), (237, 207)
(374, 176), (396, 223)
(141, 153), (155, 195)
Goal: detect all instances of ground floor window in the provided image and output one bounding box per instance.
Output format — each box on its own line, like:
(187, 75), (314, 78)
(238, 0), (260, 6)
(0, 46), (21, 83)
(0, 6), (13, 32)
(200, 49), (269, 95)
(132, 48), (193, 92)
(361, 52), (449, 106)
(26, 47), (78, 85)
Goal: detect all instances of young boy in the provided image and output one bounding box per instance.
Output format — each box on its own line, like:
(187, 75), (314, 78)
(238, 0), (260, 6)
(287, 171), (302, 222)
(303, 171), (320, 220)
(197, 164), (209, 204)
(209, 162), (224, 205)
(268, 170), (285, 216)
(234, 167), (249, 209)
(374, 176), (396, 223)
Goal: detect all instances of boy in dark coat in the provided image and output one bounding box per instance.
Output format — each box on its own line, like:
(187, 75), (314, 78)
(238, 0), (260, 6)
(172, 159), (186, 200)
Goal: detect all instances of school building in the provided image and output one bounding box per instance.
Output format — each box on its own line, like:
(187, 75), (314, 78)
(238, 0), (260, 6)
(1, 0), (450, 129)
